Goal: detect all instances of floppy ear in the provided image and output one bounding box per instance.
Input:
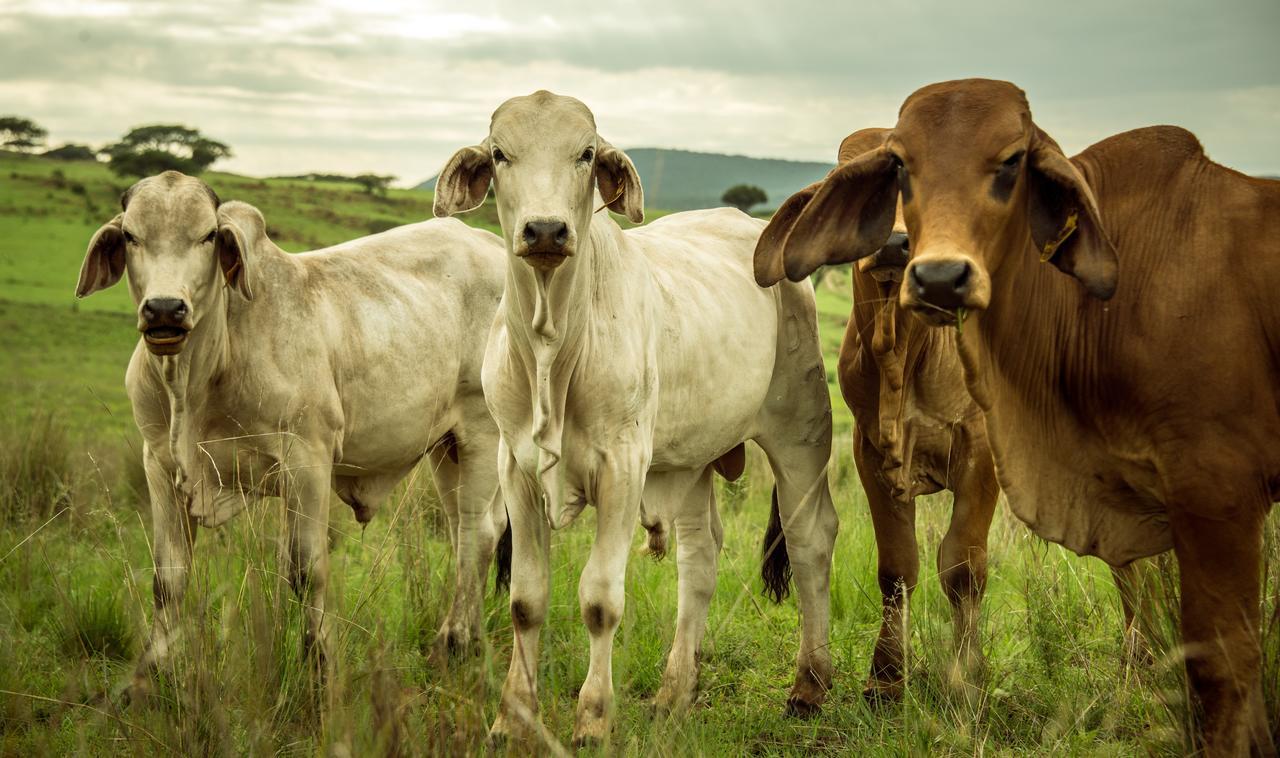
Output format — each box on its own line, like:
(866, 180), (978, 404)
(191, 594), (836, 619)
(595, 140), (643, 223)
(1027, 127), (1118, 300)
(754, 181), (820, 286)
(781, 147), (899, 282)
(433, 145), (492, 217)
(215, 201), (260, 300)
(76, 214), (126, 298)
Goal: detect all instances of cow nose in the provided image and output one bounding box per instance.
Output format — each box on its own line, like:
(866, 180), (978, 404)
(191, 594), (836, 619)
(909, 260), (972, 310)
(142, 298), (188, 323)
(522, 220), (569, 250)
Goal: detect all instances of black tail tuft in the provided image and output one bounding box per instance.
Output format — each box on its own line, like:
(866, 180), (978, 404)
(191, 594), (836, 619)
(761, 486), (792, 603)
(494, 521), (512, 594)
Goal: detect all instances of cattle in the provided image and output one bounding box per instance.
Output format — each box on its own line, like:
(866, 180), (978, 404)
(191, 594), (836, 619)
(756, 128), (1000, 700)
(432, 90), (839, 746)
(75, 172), (510, 694)
(757, 128), (1155, 703)
(769, 79), (1279, 755)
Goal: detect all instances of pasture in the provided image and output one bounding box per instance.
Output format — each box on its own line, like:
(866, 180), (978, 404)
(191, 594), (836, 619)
(0, 151), (1275, 755)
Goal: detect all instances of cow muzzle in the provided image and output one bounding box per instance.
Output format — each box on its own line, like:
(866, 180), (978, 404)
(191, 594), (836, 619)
(139, 297), (193, 355)
(515, 218), (574, 271)
(857, 231), (910, 283)
(902, 255), (990, 326)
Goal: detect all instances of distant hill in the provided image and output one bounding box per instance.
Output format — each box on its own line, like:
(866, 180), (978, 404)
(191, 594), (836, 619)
(417, 148), (835, 211)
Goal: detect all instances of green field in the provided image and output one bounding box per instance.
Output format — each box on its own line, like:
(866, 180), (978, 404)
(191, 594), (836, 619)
(0, 152), (1275, 755)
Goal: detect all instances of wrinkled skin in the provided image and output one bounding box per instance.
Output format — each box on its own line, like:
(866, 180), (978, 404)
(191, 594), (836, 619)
(77, 172), (510, 696)
(434, 91), (838, 747)
(773, 79), (1279, 756)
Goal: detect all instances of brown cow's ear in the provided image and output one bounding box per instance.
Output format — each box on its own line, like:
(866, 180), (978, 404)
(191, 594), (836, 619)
(754, 181), (820, 286)
(781, 147), (899, 282)
(76, 214), (126, 298)
(595, 140), (644, 223)
(433, 144), (493, 217)
(215, 201), (260, 300)
(1027, 128), (1118, 300)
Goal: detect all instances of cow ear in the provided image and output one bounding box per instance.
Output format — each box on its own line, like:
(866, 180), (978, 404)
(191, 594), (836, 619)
(780, 147), (898, 282)
(595, 140), (643, 223)
(754, 181), (821, 286)
(76, 214), (126, 298)
(433, 144), (492, 217)
(215, 201), (259, 300)
(1027, 127), (1118, 300)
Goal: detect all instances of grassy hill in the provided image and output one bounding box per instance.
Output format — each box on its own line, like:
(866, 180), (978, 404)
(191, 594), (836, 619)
(418, 147), (834, 211)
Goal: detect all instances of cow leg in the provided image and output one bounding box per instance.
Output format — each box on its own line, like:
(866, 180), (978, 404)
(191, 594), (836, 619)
(129, 443), (198, 698)
(573, 452), (646, 747)
(1110, 560), (1155, 667)
(755, 435), (839, 716)
(855, 431), (918, 702)
(1169, 506), (1273, 757)
(282, 448), (334, 679)
(654, 468), (719, 716)
(489, 444), (549, 744)
(431, 421), (504, 657)
(937, 452), (998, 697)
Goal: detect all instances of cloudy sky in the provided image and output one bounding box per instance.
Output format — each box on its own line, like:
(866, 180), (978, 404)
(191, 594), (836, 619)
(3, 0), (1277, 185)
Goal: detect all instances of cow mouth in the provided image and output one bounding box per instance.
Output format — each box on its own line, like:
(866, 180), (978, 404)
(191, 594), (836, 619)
(143, 326), (189, 353)
(518, 251), (570, 271)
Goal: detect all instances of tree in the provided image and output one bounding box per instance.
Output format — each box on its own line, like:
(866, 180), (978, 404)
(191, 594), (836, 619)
(722, 183), (767, 213)
(0, 116), (48, 152)
(354, 173), (396, 196)
(102, 124), (231, 178)
(42, 143), (97, 161)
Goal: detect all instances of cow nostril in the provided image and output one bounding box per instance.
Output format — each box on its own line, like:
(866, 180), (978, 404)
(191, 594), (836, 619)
(953, 262), (971, 291)
(522, 224), (537, 246)
(554, 223), (568, 246)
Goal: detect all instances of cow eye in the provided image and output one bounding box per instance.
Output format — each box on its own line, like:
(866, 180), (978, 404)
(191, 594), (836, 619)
(122, 230), (137, 245)
(492, 147), (508, 164)
(1000, 151), (1024, 171)
(579, 147), (594, 163)
(203, 229), (217, 245)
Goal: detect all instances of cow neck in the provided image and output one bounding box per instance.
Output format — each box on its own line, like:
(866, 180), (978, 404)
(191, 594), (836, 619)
(501, 218), (602, 527)
(146, 282), (233, 509)
(963, 230), (1106, 428)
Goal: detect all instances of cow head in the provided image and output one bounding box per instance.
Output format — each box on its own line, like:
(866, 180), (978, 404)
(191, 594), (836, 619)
(76, 171), (253, 356)
(757, 80), (1117, 326)
(754, 128), (905, 287)
(433, 90), (643, 272)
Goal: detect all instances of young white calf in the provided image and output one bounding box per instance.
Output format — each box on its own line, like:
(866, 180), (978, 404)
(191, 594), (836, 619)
(435, 91), (838, 746)
(76, 172), (509, 692)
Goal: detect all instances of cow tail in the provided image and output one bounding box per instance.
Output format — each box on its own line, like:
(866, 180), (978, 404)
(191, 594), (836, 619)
(494, 520), (512, 594)
(760, 486), (792, 603)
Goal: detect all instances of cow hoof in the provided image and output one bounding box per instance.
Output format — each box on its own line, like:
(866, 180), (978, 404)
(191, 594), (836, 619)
(572, 707), (610, 748)
(429, 626), (482, 663)
(862, 678), (904, 707)
(784, 694), (822, 719)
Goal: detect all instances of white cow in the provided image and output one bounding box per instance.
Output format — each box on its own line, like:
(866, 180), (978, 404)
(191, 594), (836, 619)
(434, 91), (839, 746)
(75, 172), (509, 692)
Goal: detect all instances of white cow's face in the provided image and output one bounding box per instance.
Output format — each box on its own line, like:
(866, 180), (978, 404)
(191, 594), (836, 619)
(433, 90), (643, 271)
(76, 172), (253, 356)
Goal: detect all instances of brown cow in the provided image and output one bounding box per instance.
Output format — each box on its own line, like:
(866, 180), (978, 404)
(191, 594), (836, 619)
(771, 79), (1279, 755)
(757, 129), (1001, 700)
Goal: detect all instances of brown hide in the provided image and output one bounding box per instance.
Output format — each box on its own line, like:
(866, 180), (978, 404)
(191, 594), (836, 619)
(885, 78), (1280, 755)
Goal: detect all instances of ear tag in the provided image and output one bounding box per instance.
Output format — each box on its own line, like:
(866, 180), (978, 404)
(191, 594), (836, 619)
(594, 185), (625, 215)
(1040, 210), (1078, 262)
(223, 258), (243, 287)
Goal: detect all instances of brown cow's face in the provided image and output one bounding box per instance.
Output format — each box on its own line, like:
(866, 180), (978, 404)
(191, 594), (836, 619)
(892, 80), (1037, 324)
(891, 80), (1118, 324)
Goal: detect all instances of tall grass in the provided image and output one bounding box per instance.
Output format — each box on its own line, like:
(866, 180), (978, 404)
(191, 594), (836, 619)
(0, 414), (1275, 754)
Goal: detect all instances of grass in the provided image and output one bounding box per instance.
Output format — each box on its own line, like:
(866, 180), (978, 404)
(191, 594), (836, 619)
(0, 151), (1276, 754)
